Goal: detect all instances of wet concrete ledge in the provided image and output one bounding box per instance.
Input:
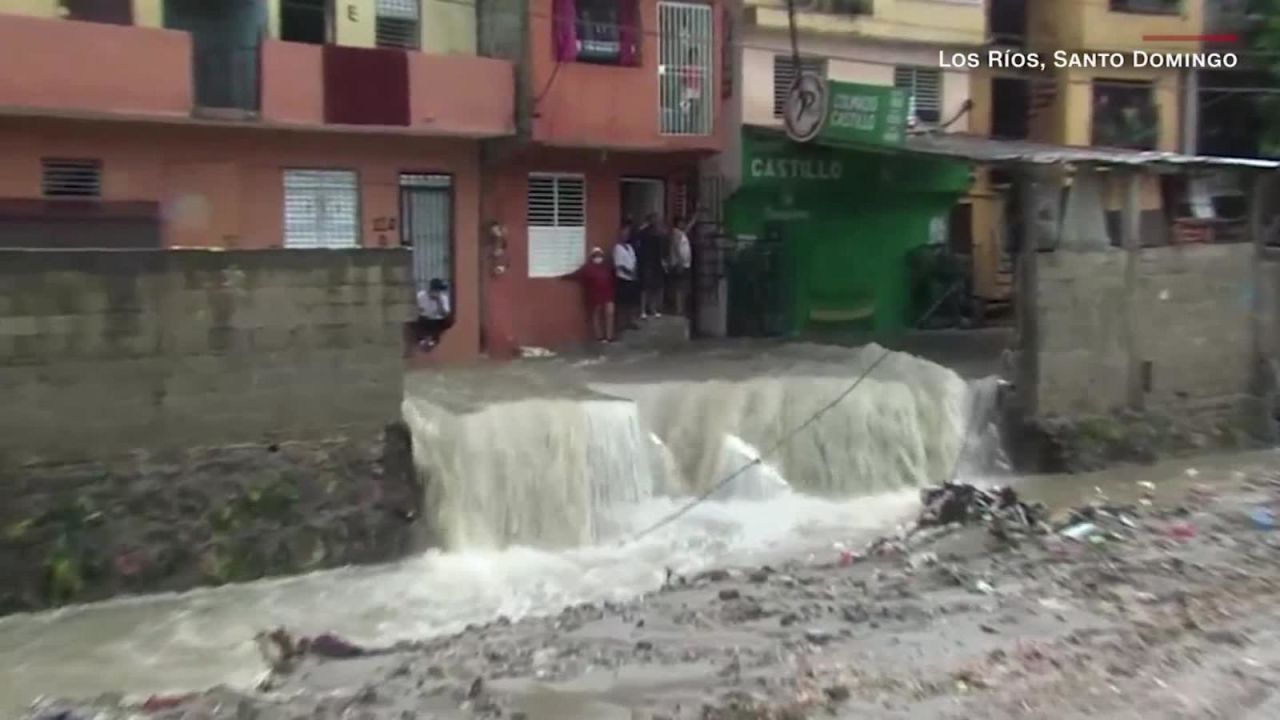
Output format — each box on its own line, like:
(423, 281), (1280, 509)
(0, 424), (421, 617)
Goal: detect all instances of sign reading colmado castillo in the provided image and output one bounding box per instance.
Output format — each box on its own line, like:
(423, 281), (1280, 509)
(783, 76), (908, 148)
(823, 81), (908, 147)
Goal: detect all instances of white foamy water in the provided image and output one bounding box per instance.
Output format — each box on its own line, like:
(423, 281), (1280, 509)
(0, 344), (996, 714)
(0, 490), (920, 713)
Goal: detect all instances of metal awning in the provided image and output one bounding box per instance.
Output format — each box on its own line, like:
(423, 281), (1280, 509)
(901, 133), (1280, 171)
(747, 125), (1280, 172)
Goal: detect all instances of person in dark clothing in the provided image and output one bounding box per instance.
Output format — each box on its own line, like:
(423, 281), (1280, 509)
(635, 213), (668, 318)
(412, 278), (454, 351)
(613, 220), (640, 331)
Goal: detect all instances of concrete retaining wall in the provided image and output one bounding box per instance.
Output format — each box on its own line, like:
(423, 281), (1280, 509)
(1035, 243), (1256, 417)
(0, 249), (418, 613)
(0, 249), (412, 465)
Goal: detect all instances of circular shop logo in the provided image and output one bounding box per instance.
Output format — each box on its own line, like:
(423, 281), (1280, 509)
(783, 71), (828, 143)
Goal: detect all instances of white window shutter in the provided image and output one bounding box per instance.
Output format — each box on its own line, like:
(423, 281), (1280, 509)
(283, 170), (359, 249)
(527, 173), (586, 278)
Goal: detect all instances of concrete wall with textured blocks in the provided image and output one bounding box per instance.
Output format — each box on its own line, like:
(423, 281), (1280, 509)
(1034, 243), (1258, 417)
(0, 249), (412, 466)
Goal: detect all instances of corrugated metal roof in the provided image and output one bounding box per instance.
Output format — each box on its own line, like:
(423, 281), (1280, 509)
(901, 133), (1280, 170)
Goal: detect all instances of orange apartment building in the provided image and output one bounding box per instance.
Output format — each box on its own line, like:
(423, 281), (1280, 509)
(476, 0), (727, 354)
(0, 0), (726, 359)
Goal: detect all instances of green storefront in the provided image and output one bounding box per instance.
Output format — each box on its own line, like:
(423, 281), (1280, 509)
(724, 81), (971, 337)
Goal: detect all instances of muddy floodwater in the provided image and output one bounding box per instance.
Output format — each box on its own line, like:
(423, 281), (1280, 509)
(2, 343), (1269, 717)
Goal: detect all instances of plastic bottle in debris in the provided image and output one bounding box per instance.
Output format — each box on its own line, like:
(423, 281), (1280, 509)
(1250, 507), (1276, 531)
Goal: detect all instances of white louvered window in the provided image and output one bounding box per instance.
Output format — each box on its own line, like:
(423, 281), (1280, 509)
(658, 1), (714, 136)
(772, 55), (826, 118)
(376, 0), (420, 50)
(527, 173), (586, 278)
(894, 66), (942, 125)
(283, 169), (359, 249)
(42, 158), (102, 198)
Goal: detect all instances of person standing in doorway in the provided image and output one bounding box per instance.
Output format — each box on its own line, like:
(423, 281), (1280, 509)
(636, 212), (667, 318)
(613, 220), (640, 331)
(566, 247), (615, 343)
(667, 214), (695, 317)
(413, 278), (454, 351)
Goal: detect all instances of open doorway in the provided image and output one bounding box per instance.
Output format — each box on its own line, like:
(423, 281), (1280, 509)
(620, 177), (666, 226)
(281, 0), (332, 44)
(164, 0), (263, 112)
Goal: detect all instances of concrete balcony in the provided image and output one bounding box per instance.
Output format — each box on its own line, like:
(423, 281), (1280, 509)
(525, 0), (725, 152)
(0, 14), (513, 138)
(0, 14), (193, 120)
(745, 0), (986, 47)
(1030, 0), (1207, 53)
(261, 40), (515, 138)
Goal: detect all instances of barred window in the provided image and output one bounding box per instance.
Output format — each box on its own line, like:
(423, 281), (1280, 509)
(773, 55), (827, 118)
(376, 0), (420, 50)
(42, 159), (102, 198)
(894, 66), (942, 125)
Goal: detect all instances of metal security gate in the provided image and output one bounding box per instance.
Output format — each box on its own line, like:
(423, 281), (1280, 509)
(726, 226), (788, 337)
(283, 169), (359, 248)
(400, 173), (453, 290)
(658, 1), (714, 136)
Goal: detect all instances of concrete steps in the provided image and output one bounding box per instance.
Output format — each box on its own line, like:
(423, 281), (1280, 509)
(615, 315), (689, 351)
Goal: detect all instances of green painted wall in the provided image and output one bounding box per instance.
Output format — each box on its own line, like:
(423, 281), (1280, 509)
(725, 130), (970, 336)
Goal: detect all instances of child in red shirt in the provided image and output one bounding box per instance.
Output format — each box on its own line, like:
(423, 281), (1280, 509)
(567, 247), (615, 343)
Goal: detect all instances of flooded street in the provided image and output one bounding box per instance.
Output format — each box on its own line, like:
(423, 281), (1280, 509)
(4, 343), (1275, 717)
(0, 488), (921, 712)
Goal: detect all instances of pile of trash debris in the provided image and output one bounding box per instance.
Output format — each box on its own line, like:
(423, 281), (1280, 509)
(916, 482), (1048, 541)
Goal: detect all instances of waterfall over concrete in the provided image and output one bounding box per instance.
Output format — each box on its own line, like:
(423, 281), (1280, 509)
(403, 394), (654, 549)
(403, 344), (986, 550)
(0, 342), (1006, 713)
(710, 435), (792, 502)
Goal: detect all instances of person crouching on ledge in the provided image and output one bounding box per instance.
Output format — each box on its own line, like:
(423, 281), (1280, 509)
(565, 247), (615, 343)
(413, 278), (454, 351)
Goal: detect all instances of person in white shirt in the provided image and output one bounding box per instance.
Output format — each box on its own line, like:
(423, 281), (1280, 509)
(667, 214), (694, 316)
(613, 219), (640, 330)
(413, 278), (454, 351)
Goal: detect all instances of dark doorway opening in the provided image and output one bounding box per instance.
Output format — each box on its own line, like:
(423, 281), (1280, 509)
(164, 0), (263, 113)
(991, 76), (1030, 140)
(988, 0), (1026, 46)
(63, 0), (133, 24)
(281, 0), (331, 44)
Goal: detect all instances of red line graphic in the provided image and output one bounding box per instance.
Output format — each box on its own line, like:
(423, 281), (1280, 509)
(1142, 34), (1238, 42)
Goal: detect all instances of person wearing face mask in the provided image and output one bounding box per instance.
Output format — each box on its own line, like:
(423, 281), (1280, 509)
(565, 246), (615, 343)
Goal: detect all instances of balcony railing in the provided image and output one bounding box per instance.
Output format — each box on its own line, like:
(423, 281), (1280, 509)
(658, 0), (714, 136)
(1109, 0), (1181, 15)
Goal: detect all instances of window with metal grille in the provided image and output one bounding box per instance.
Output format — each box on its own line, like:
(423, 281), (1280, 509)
(42, 159), (102, 198)
(772, 55), (826, 118)
(283, 169), (360, 249)
(658, 1), (714, 136)
(894, 66), (942, 125)
(527, 173), (586, 278)
(400, 173), (454, 291)
(376, 0), (420, 50)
